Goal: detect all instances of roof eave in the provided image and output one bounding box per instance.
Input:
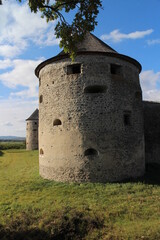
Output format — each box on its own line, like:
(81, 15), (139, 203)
(26, 118), (38, 121)
(35, 51), (142, 78)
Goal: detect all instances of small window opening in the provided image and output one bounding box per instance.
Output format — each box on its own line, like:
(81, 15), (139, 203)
(40, 148), (44, 155)
(110, 64), (122, 75)
(39, 78), (41, 86)
(67, 64), (81, 75)
(84, 148), (98, 156)
(84, 85), (107, 93)
(135, 91), (142, 99)
(35, 122), (37, 125)
(53, 119), (62, 126)
(39, 95), (43, 103)
(124, 112), (131, 126)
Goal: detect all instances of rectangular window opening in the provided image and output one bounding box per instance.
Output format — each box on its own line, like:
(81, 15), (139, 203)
(110, 64), (122, 75)
(39, 95), (43, 103)
(67, 64), (81, 75)
(124, 111), (131, 126)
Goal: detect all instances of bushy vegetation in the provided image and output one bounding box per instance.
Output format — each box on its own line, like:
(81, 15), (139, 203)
(0, 149), (160, 239)
(0, 141), (25, 150)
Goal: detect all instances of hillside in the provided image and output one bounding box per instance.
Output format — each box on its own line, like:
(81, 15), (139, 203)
(0, 136), (25, 141)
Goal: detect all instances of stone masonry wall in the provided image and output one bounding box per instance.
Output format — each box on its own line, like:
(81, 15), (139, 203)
(26, 120), (38, 150)
(143, 101), (160, 164)
(38, 54), (145, 182)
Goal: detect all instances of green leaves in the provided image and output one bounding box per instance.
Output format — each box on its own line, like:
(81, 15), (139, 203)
(52, 0), (102, 60)
(30, 0), (102, 60)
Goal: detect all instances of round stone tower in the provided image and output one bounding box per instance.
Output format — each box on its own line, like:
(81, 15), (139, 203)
(35, 33), (145, 182)
(26, 109), (39, 150)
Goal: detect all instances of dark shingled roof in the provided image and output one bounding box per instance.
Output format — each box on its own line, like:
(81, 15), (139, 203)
(58, 32), (117, 55)
(26, 109), (39, 121)
(35, 32), (142, 77)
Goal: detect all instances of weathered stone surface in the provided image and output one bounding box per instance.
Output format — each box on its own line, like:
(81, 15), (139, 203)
(26, 109), (39, 150)
(37, 53), (145, 182)
(143, 101), (160, 164)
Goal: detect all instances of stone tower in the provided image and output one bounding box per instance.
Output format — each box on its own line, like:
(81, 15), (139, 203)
(35, 33), (145, 182)
(143, 101), (160, 164)
(26, 109), (39, 150)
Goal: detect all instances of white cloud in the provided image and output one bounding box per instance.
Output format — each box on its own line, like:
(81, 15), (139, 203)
(0, 98), (38, 137)
(0, 44), (27, 58)
(0, 59), (13, 69)
(147, 39), (160, 45)
(10, 88), (38, 99)
(0, 1), (59, 58)
(0, 58), (44, 98)
(101, 29), (153, 43)
(34, 27), (60, 46)
(0, 0), (47, 136)
(140, 70), (160, 102)
(4, 122), (13, 127)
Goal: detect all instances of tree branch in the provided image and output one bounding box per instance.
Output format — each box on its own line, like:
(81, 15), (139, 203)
(43, 0), (85, 12)
(42, 4), (68, 24)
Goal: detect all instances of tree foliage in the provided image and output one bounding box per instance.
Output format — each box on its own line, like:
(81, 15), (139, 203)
(0, 0), (102, 59)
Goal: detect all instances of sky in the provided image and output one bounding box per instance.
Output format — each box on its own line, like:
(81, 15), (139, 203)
(0, 0), (160, 137)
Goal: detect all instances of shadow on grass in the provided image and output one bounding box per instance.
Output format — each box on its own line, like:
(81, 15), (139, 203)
(0, 150), (4, 157)
(0, 211), (104, 240)
(0, 227), (50, 240)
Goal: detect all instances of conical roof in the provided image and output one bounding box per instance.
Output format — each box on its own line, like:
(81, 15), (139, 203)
(79, 32), (117, 53)
(35, 32), (141, 77)
(26, 109), (39, 121)
(58, 32), (117, 55)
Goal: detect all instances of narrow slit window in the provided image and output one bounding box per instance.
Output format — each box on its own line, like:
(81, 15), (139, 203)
(40, 148), (44, 155)
(84, 85), (107, 94)
(53, 119), (62, 126)
(84, 148), (98, 156)
(110, 64), (122, 75)
(67, 64), (81, 75)
(124, 112), (131, 126)
(39, 95), (43, 103)
(39, 78), (41, 86)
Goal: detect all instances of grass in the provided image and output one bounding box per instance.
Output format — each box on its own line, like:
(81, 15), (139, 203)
(0, 149), (160, 239)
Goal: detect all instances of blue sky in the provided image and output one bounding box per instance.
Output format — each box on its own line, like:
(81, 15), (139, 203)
(0, 0), (160, 137)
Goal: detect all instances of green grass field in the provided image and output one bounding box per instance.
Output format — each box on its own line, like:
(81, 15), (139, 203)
(0, 149), (160, 240)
